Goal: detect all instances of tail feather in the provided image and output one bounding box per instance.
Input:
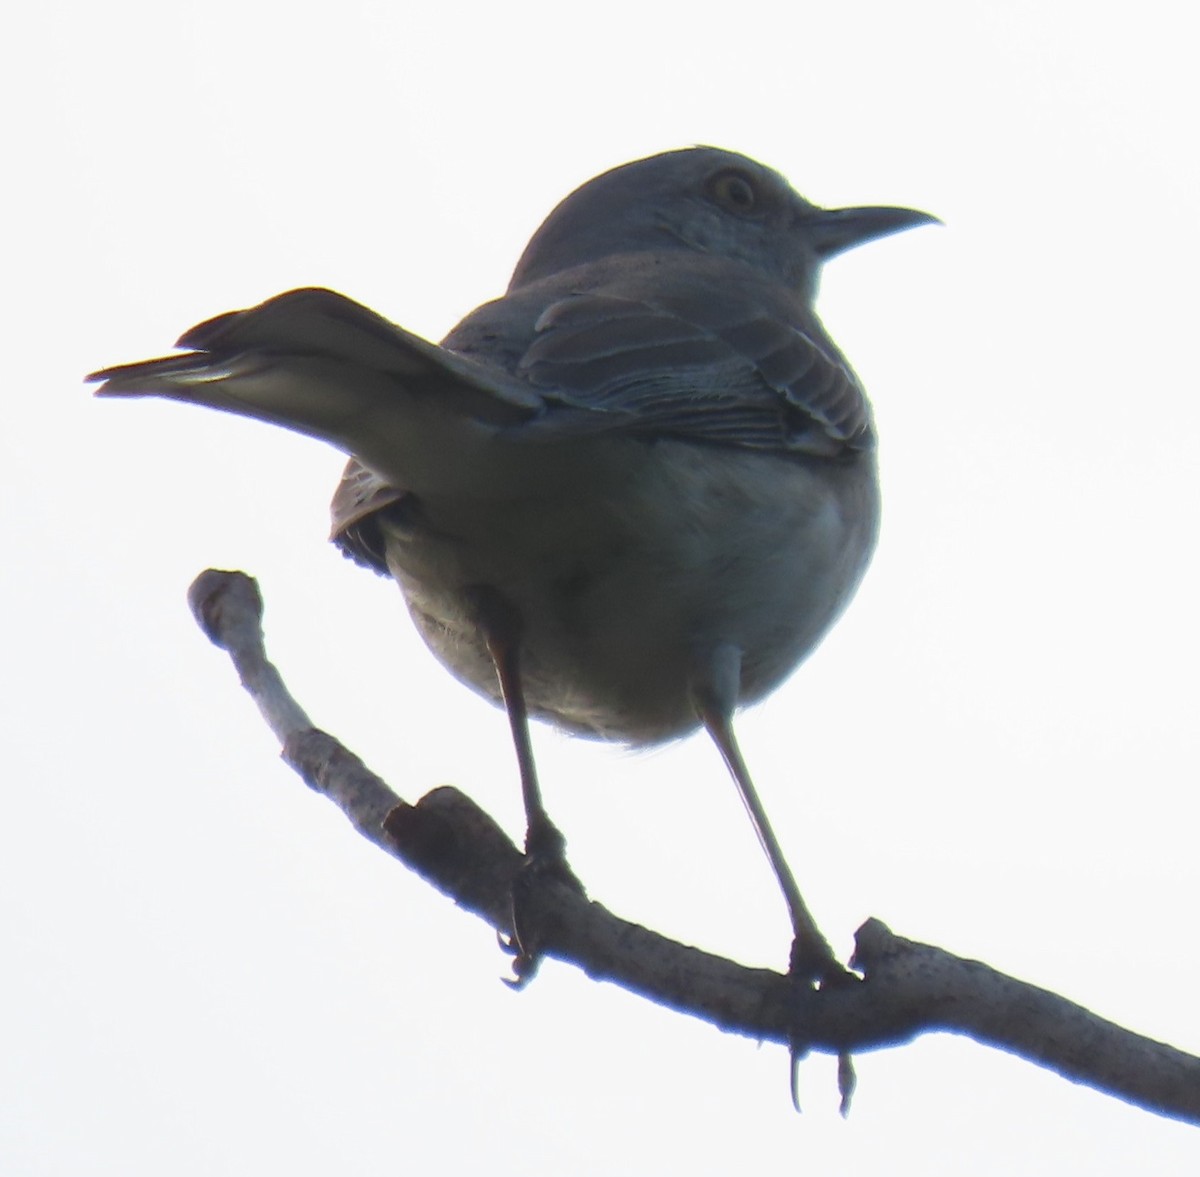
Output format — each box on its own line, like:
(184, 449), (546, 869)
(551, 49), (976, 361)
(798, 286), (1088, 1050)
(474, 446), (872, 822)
(88, 287), (544, 438)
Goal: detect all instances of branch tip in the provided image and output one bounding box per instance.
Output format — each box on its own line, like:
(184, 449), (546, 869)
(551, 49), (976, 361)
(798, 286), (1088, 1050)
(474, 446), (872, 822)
(187, 568), (264, 649)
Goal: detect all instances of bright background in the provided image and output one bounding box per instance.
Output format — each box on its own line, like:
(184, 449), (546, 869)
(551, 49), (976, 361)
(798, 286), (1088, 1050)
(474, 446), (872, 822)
(4, 2), (1198, 1172)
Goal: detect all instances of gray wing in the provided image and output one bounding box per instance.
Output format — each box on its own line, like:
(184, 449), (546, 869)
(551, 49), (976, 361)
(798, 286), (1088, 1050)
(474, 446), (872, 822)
(506, 283), (873, 457)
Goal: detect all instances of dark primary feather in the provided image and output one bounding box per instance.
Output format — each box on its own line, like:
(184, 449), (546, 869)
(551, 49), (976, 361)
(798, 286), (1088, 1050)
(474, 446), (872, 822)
(513, 292), (868, 456)
(328, 460), (409, 572)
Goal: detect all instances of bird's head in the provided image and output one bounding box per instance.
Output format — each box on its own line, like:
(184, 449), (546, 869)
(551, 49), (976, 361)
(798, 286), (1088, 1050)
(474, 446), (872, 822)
(508, 146), (938, 298)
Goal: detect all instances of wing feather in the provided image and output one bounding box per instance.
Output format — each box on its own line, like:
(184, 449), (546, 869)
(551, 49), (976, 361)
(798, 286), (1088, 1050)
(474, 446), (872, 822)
(512, 287), (872, 456)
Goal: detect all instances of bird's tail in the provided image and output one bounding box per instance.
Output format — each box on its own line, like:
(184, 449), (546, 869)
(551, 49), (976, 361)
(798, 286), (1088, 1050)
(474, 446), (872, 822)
(88, 287), (545, 492)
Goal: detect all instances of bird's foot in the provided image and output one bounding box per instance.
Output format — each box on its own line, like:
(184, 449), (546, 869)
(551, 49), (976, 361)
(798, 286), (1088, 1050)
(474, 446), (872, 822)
(499, 816), (585, 989)
(786, 935), (859, 1115)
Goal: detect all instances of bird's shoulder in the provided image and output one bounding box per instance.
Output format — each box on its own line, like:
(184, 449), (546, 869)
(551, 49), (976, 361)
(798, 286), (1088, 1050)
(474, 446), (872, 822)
(445, 252), (874, 458)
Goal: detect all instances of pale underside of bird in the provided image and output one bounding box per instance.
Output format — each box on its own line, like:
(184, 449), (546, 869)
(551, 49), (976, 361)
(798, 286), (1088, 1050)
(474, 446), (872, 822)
(90, 146), (936, 984)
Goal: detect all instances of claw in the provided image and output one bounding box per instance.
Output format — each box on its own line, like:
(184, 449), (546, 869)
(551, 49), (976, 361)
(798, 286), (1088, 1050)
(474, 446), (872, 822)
(786, 934), (860, 1113)
(497, 934), (540, 988)
(497, 837), (586, 988)
(837, 1050), (857, 1117)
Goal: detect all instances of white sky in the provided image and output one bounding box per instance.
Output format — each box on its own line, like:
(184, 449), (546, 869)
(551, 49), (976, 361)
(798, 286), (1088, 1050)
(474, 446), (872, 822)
(4, 1), (1198, 1172)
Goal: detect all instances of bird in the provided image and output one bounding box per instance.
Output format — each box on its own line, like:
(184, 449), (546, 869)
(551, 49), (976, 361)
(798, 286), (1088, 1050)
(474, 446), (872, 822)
(89, 146), (937, 986)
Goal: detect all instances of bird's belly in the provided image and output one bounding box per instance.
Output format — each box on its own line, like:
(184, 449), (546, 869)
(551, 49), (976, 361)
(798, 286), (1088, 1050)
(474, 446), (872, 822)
(382, 438), (879, 745)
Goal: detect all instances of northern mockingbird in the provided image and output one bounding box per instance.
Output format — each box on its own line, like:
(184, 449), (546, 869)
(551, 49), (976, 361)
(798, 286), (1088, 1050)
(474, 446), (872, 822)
(89, 146), (936, 986)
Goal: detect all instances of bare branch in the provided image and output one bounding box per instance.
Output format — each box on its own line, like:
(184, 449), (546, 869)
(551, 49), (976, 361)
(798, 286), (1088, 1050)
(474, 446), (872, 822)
(187, 568), (1200, 1126)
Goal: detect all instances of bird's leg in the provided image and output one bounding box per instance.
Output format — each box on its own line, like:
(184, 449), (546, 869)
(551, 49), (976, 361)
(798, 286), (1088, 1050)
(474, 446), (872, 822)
(471, 588), (560, 860)
(700, 708), (840, 987)
(694, 644), (838, 982)
(467, 585), (579, 985)
(695, 644), (856, 1105)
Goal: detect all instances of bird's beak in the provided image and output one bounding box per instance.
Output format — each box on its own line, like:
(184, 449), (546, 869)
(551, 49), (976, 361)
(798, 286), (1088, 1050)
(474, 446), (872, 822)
(804, 204), (941, 260)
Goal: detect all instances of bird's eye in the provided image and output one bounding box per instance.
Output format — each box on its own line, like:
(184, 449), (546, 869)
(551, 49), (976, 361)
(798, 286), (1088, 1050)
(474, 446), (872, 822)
(708, 170), (758, 214)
